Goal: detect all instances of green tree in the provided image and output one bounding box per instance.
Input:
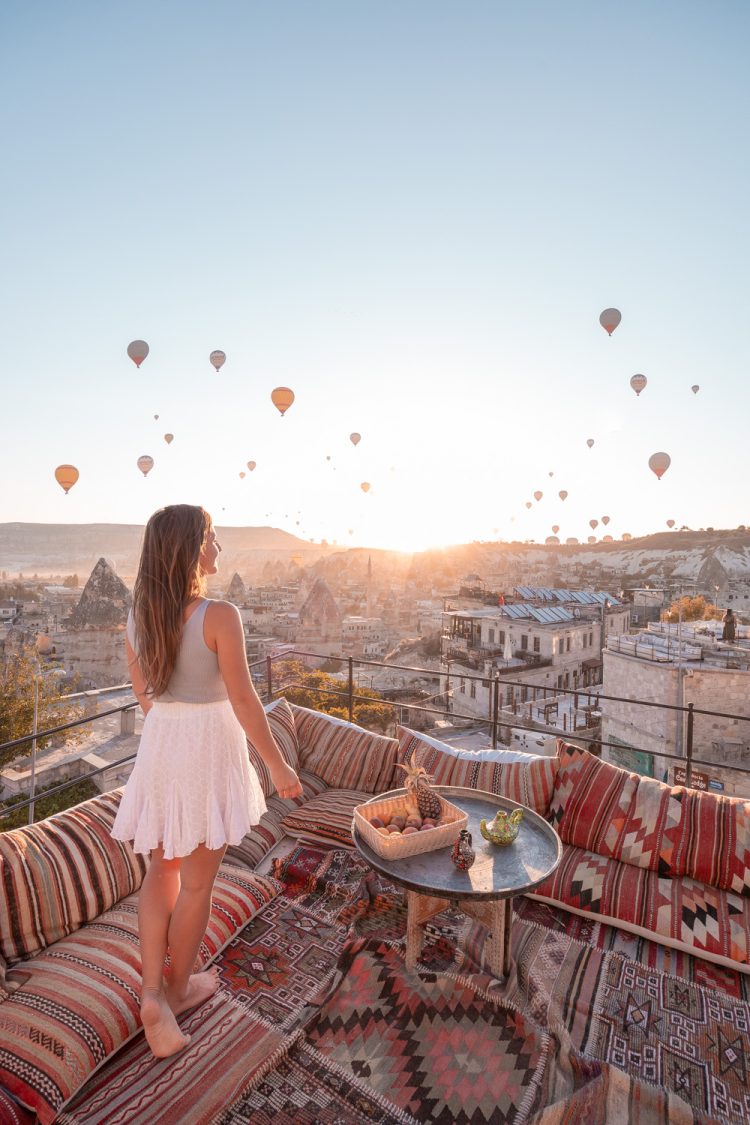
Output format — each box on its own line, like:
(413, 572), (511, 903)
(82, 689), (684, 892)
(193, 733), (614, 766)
(0, 645), (84, 769)
(272, 660), (392, 732)
(63, 574), (79, 588)
(663, 595), (723, 624)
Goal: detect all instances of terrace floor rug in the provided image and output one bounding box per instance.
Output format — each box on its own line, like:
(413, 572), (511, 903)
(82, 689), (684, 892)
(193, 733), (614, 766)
(64, 846), (750, 1125)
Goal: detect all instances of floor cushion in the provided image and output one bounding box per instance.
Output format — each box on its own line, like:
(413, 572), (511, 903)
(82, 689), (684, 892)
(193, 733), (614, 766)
(291, 704), (399, 794)
(0, 865), (279, 1125)
(247, 696), (301, 796)
(395, 726), (557, 816)
(281, 788), (370, 849)
(224, 768), (328, 870)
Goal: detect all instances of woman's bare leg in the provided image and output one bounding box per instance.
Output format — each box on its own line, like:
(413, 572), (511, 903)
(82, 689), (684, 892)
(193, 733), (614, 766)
(164, 843), (226, 1014)
(138, 847), (191, 1057)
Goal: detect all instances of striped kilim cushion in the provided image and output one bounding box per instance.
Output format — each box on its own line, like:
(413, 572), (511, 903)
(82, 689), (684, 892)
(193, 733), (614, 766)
(291, 704), (399, 794)
(247, 696), (300, 796)
(395, 727), (557, 816)
(281, 789), (370, 848)
(528, 843), (750, 971)
(0, 865), (279, 1125)
(0, 790), (146, 963)
(551, 742), (750, 894)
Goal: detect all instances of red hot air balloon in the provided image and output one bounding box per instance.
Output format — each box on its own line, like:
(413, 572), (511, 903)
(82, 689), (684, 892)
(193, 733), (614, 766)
(137, 455), (154, 477)
(589, 519), (599, 530)
(247, 461), (256, 471)
(552, 524), (560, 534)
(648, 452), (671, 480)
(630, 374), (647, 396)
(599, 308), (621, 336)
(602, 516), (610, 526)
(127, 340), (149, 367)
(667, 519), (675, 528)
(534, 491), (543, 502)
(558, 490), (568, 501)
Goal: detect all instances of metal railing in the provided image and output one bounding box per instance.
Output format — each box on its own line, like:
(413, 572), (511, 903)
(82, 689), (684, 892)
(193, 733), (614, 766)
(2, 649), (750, 824)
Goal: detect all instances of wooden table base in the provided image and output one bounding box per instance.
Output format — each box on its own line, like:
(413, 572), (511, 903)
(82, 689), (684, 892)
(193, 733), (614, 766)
(405, 891), (513, 979)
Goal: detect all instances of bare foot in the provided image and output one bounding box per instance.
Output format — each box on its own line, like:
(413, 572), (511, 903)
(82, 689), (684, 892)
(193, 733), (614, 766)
(166, 967), (220, 1016)
(140, 990), (191, 1058)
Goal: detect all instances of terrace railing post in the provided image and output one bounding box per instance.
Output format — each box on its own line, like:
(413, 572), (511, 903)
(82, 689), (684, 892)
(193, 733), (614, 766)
(348, 658), (354, 722)
(491, 674), (500, 749)
(266, 656), (273, 702)
(685, 701), (695, 788)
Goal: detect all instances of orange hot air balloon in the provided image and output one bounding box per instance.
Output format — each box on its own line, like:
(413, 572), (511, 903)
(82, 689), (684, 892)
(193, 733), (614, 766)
(246, 461), (256, 471)
(552, 524), (560, 534)
(599, 308), (621, 336)
(164, 433), (173, 445)
(558, 490), (568, 501)
(630, 374), (647, 396)
(137, 455), (154, 477)
(209, 350), (226, 372)
(525, 501), (532, 509)
(55, 464), (79, 494)
(127, 340), (149, 367)
(648, 452), (671, 480)
(350, 432), (361, 446)
(239, 471), (246, 479)
(589, 519), (599, 530)
(271, 387), (295, 416)
(667, 519), (675, 528)
(691, 384), (700, 394)
(534, 491), (543, 502)
(602, 516), (610, 526)
(360, 482), (371, 493)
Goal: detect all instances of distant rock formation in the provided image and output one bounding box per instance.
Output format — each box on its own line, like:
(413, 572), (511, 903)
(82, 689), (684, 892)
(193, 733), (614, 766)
(69, 558), (131, 629)
(225, 572), (246, 604)
(298, 578), (342, 642)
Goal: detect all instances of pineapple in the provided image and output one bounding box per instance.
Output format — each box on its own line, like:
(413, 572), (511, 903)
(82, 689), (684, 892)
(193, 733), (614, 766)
(397, 751), (442, 821)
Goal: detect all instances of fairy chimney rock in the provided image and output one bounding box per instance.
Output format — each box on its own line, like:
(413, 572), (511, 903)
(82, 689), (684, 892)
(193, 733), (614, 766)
(70, 558), (132, 629)
(226, 572), (246, 604)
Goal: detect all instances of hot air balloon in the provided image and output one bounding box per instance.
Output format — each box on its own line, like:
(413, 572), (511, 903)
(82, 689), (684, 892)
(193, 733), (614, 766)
(153, 414), (159, 420)
(589, 519), (599, 530)
(587, 438), (595, 449)
(602, 516), (610, 526)
(648, 452), (671, 480)
(552, 524), (560, 534)
(558, 490), (568, 501)
(164, 433), (173, 445)
(667, 519), (675, 528)
(239, 471), (245, 479)
(271, 387), (295, 416)
(209, 350), (226, 372)
(691, 385), (700, 394)
(137, 455), (154, 477)
(599, 308), (621, 336)
(525, 501), (532, 510)
(350, 433), (361, 446)
(534, 491), (543, 502)
(630, 374), (647, 396)
(247, 461), (256, 471)
(55, 465), (79, 494)
(127, 340), (149, 367)
(360, 482), (371, 493)
(548, 471), (554, 477)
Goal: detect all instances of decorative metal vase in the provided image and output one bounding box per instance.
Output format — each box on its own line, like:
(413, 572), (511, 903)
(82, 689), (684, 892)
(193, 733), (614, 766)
(451, 829), (476, 870)
(479, 807), (524, 846)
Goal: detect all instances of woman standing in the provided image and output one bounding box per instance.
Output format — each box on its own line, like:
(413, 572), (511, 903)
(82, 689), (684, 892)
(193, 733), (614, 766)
(112, 505), (302, 1058)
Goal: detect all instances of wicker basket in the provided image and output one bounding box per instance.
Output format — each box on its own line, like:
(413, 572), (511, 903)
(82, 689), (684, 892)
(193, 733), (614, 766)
(353, 790), (468, 859)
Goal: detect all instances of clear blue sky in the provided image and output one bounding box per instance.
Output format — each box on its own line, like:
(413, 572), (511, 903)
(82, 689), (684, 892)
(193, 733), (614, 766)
(1, 1), (748, 550)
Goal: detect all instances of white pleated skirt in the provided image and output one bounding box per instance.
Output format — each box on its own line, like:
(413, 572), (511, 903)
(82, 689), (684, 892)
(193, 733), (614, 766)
(111, 699), (267, 860)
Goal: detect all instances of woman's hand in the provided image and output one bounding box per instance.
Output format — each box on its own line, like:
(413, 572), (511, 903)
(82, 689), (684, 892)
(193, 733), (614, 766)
(271, 761), (303, 800)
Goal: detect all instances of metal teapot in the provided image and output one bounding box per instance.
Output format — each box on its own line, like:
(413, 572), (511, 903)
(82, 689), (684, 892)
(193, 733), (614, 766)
(479, 807), (524, 846)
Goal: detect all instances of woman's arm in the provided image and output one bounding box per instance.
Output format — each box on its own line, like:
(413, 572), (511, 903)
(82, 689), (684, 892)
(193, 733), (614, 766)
(126, 637), (153, 715)
(208, 602), (303, 798)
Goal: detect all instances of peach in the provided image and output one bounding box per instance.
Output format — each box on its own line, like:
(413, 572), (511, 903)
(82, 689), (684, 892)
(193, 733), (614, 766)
(402, 825), (418, 835)
(387, 824), (402, 834)
(419, 823), (435, 831)
(377, 827), (390, 836)
(405, 816), (423, 830)
(390, 816), (406, 831)
(369, 816), (385, 829)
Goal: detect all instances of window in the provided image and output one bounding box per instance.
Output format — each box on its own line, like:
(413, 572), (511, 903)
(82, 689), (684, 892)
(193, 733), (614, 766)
(583, 633), (587, 648)
(533, 636), (540, 652)
(557, 675), (563, 689)
(499, 630), (505, 646)
(459, 678), (465, 694)
(470, 680), (476, 699)
(521, 686), (528, 703)
(566, 636), (571, 652)
(488, 627), (495, 644)
(521, 634), (529, 650)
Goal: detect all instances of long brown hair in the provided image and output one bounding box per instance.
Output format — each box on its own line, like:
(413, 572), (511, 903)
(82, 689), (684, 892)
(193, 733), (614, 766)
(132, 505), (212, 696)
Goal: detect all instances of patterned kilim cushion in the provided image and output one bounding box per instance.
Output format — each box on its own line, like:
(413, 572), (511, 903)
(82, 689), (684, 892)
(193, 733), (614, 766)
(224, 768), (328, 870)
(246, 697), (300, 797)
(527, 843), (750, 971)
(281, 789), (370, 848)
(291, 704), (399, 794)
(395, 726), (558, 816)
(0, 790), (146, 963)
(0, 865), (279, 1125)
(551, 742), (750, 893)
